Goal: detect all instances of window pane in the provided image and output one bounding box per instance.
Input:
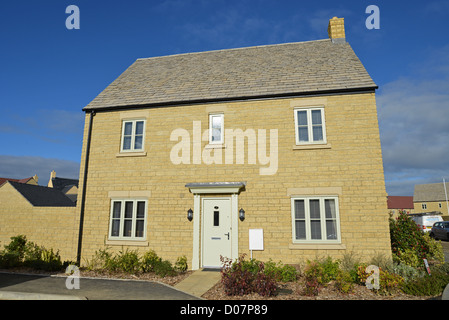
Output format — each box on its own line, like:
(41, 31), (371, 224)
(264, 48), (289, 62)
(111, 220), (120, 237)
(311, 110), (322, 125)
(136, 202), (145, 219)
(213, 211), (219, 227)
(297, 111), (308, 126)
(298, 127), (309, 142)
(312, 126), (323, 141)
(294, 200), (305, 219)
(135, 220), (144, 238)
(112, 202), (121, 219)
(295, 221), (306, 240)
(134, 135), (143, 149)
(212, 116), (222, 129)
(325, 199), (336, 219)
(135, 121), (144, 135)
(125, 201), (133, 218)
(310, 220), (322, 240)
(123, 136), (132, 150)
(326, 220), (337, 240)
(212, 128), (221, 142)
(309, 200), (320, 219)
(124, 122), (133, 135)
(123, 220), (132, 237)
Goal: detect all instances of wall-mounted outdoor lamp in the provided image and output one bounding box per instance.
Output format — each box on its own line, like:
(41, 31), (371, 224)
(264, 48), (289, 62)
(239, 208), (245, 221)
(187, 208), (193, 221)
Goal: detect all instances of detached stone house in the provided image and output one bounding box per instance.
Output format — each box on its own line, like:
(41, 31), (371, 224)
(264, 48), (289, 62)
(76, 17), (391, 269)
(414, 182), (449, 217)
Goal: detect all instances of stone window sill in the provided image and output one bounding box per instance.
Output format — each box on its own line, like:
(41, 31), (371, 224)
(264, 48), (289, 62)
(289, 243), (346, 250)
(292, 144), (331, 150)
(116, 152), (147, 158)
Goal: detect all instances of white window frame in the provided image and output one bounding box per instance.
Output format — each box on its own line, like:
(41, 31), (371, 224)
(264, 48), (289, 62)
(422, 203), (427, 210)
(209, 113), (224, 144)
(108, 199), (148, 241)
(120, 119), (146, 152)
(291, 196), (341, 244)
(294, 107), (327, 145)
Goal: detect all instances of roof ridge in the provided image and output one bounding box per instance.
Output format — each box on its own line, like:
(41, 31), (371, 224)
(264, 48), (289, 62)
(136, 39), (331, 62)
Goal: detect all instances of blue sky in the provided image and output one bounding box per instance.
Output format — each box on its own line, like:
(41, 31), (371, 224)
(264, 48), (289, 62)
(0, 0), (448, 196)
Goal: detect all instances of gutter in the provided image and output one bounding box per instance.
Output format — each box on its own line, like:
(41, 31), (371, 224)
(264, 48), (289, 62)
(82, 86), (378, 113)
(76, 110), (96, 265)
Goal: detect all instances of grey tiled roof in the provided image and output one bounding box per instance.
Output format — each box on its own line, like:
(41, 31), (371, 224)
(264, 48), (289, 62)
(8, 181), (76, 207)
(85, 39), (377, 110)
(414, 182), (449, 202)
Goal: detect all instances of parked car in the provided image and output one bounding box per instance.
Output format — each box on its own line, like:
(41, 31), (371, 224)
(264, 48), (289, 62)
(410, 214), (444, 233)
(430, 221), (449, 240)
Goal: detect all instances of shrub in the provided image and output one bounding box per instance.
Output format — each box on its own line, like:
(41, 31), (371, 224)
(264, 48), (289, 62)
(141, 250), (162, 272)
(174, 255), (188, 272)
(303, 257), (340, 286)
(390, 211), (429, 264)
(220, 255), (278, 297)
(264, 259), (298, 282)
(356, 263), (404, 295)
(0, 235), (63, 271)
(335, 270), (355, 294)
(154, 259), (176, 277)
(112, 249), (141, 274)
(401, 269), (449, 296)
(423, 233), (444, 264)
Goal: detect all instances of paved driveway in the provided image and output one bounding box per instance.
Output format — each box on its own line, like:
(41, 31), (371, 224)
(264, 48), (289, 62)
(0, 273), (199, 300)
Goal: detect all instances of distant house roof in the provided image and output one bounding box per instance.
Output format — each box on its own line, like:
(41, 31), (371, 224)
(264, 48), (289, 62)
(50, 177), (79, 191)
(84, 39), (377, 111)
(7, 181), (76, 207)
(387, 196), (414, 209)
(0, 177), (35, 185)
(414, 182), (449, 202)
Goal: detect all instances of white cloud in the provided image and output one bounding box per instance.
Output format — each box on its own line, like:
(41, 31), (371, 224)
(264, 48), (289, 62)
(377, 45), (449, 195)
(0, 155), (80, 185)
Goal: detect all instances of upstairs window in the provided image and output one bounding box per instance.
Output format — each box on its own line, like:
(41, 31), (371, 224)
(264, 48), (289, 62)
(294, 107), (326, 145)
(121, 120), (145, 152)
(209, 113), (224, 144)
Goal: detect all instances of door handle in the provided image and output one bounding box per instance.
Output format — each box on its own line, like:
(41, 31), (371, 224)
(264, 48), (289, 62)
(224, 232), (230, 240)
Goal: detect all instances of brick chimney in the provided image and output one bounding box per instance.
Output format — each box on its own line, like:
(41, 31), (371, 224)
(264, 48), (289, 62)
(48, 170), (56, 188)
(328, 17), (346, 43)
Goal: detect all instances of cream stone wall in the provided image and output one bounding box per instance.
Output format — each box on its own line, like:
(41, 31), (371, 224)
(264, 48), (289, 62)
(0, 182), (77, 261)
(76, 92), (391, 268)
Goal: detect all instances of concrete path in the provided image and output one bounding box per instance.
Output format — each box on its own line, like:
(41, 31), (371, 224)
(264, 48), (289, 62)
(174, 269), (221, 297)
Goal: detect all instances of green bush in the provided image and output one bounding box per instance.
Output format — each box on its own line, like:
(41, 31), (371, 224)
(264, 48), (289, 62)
(401, 267), (449, 296)
(0, 235), (63, 271)
(304, 257), (340, 286)
(141, 250), (162, 272)
(390, 211), (429, 265)
(154, 259), (177, 277)
(335, 270), (355, 294)
(264, 259), (298, 282)
(174, 255), (188, 272)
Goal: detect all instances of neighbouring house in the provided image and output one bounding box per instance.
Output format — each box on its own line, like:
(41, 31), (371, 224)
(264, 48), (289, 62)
(387, 196), (414, 218)
(47, 170), (79, 203)
(72, 17), (391, 269)
(0, 175), (39, 186)
(0, 181), (77, 259)
(414, 182), (449, 217)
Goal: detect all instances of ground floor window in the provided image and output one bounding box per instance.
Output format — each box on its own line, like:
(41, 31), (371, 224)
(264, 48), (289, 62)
(109, 199), (147, 240)
(291, 196), (340, 243)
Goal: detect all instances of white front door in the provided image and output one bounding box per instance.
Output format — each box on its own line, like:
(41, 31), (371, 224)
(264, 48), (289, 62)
(202, 198), (232, 268)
